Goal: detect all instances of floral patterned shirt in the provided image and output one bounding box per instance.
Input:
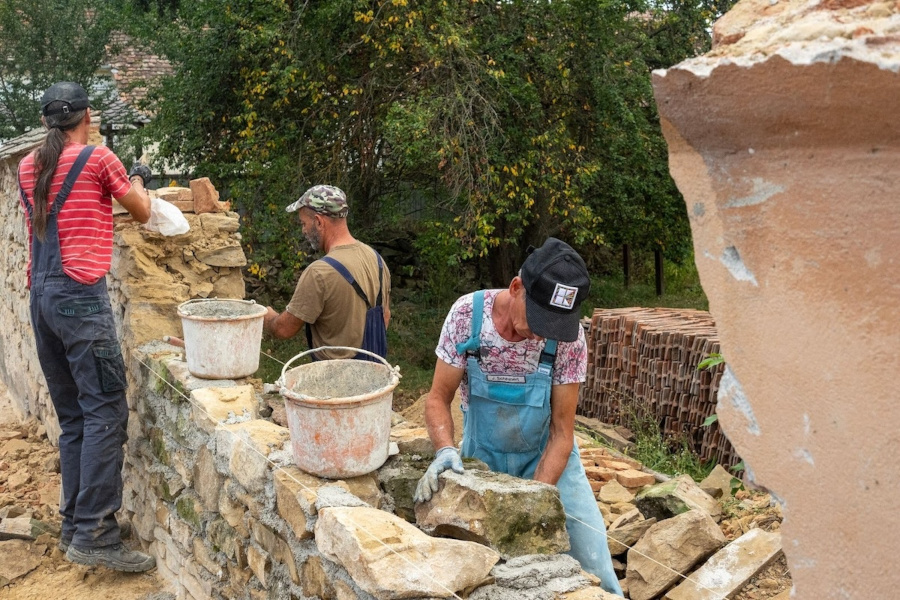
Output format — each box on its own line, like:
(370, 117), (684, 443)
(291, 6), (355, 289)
(435, 290), (588, 409)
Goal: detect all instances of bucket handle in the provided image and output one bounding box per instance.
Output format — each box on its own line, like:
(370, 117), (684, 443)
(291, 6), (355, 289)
(278, 346), (401, 388)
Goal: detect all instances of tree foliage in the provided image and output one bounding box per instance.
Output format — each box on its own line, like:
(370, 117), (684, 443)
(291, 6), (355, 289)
(122, 0), (732, 294)
(0, 0), (116, 141)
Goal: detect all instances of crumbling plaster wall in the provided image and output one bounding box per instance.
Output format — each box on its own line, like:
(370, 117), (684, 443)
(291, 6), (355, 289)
(652, 1), (900, 598)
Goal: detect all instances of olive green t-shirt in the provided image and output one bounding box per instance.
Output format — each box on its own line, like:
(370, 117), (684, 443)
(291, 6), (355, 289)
(286, 242), (390, 360)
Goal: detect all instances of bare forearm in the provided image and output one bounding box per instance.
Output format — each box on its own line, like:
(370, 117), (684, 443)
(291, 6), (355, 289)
(424, 392), (455, 450)
(533, 432), (573, 485)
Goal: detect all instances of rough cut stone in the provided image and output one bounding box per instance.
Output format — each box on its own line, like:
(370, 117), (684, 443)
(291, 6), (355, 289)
(190, 385), (258, 435)
(652, 2), (900, 597)
(390, 426), (435, 456)
(607, 517), (656, 556)
(626, 510), (726, 600)
(190, 177), (221, 214)
(415, 469), (570, 558)
(217, 420), (290, 493)
(665, 528), (783, 600)
(315, 506), (500, 599)
(194, 245), (247, 268)
(0, 539), (43, 584)
(635, 475), (721, 523)
(699, 464), (738, 500)
(598, 480), (635, 505)
(273, 466), (329, 540)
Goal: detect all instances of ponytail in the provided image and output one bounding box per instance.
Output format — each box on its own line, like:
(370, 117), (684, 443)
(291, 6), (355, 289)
(31, 104), (86, 241)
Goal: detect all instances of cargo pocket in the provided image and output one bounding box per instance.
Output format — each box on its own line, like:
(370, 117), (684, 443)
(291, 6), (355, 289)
(58, 297), (105, 341)
(92, 341), (126, 393)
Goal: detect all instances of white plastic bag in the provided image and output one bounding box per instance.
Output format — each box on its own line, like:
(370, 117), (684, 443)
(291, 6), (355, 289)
(145, 197), (190, 236)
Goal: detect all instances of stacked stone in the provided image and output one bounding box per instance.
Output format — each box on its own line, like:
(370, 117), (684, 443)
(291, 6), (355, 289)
(578, 308), (740, 469)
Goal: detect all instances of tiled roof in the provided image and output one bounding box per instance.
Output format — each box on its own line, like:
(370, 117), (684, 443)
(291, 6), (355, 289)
(0, 115), (103, 160)
(104, 32), (173, 114)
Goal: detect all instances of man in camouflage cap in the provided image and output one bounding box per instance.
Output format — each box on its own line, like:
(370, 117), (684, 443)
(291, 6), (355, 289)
(264, 185), (391, 361)
(285, 184), (350, 218)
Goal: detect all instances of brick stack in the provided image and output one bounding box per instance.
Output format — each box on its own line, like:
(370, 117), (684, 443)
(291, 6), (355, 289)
(578, 308), (741, 469)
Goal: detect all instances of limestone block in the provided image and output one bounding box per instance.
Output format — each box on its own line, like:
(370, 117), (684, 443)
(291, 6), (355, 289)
(193, 444), (221, 511)
(247, 545), (271, 589)
(193, 537), (224, 579)
(635, 475), (721, 523)
(250, 519), (279, 557)
(415, 470), (570, 558)
(607, 517), (656, 557)
(337, 472), (383, 509)
(208, 518), (241, 562)
(182, 559), (215, 600)
(301, 555), (336, 599)
(219, 420), (290, 493)
(273, 466), (330, 539)
(625, 510), (726, 600)
(0, 540), (43, 584)
(273, 537), (301, 585)
(598, 480), (634, 505)
(191, 385), (258, 435)
(316, 506), (500, 600)
(190, 177), (221, 214)
(211, 271), (246, 300)
(194, 245), (247, 268)
(615, 469), (655, 489)
(218, 491), (249, 537)
(665, 528), (782, 600)
(389, 426), (435, 456)
(199, 212), (241, 234)
(699, 464), (738, 500)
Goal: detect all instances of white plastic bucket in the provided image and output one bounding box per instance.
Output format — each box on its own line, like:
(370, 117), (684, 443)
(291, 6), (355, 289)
(177, 298), (267, 379)
(279, 347), (400, 478)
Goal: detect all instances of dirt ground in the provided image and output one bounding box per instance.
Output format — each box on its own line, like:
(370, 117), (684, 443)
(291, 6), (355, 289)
(0, 382), (171, 600)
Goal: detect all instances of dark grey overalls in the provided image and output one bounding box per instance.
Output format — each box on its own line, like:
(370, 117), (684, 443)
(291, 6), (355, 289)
(18, 146), (128, 549)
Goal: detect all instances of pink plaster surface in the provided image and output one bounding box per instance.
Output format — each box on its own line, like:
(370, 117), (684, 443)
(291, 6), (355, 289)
(652, 1), (900, 597)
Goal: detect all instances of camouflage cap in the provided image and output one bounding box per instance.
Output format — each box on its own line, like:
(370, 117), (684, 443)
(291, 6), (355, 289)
(286, 185), (349, 217)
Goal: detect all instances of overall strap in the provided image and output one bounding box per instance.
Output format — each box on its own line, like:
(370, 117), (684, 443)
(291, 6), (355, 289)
(321, 254), (383, 309)
(455, 290), (484, 358)
(16, 162), (32, 219)
(537, 339), (558, 376)
(17, 146), (95, 224)
(52, 146), (95, 214)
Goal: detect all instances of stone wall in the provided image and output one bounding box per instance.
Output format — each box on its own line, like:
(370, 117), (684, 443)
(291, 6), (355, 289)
(652, 0), (900, 597)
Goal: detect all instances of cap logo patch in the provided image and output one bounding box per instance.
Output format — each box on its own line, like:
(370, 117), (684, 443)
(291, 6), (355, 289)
(550, 283), (578, 310)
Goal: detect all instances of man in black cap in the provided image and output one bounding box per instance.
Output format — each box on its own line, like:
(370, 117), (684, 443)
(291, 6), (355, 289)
(413, 238), (623, 596)
(17, 81), (155, 572)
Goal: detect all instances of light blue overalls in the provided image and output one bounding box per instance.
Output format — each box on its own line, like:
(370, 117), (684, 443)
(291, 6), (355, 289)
(458, 291), (623, 596)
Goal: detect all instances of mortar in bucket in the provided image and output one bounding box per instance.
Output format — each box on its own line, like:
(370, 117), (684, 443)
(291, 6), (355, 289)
(279, 346), (400, 478)
(177, 298), (267, 379)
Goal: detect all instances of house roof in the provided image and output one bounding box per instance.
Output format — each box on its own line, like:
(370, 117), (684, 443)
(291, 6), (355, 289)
(104, 32), (173, 115)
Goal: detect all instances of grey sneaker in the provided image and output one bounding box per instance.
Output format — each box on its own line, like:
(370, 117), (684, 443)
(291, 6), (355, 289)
(66, 543), (156, 572)
(58, 537), (71, 553)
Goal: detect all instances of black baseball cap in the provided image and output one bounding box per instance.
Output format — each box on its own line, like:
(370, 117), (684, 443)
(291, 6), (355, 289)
(41, 82), (91, 116)
(520, 237), (590, 342)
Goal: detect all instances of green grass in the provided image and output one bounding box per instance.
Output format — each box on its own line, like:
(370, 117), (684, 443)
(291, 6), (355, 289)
(622, 409), (717, 482)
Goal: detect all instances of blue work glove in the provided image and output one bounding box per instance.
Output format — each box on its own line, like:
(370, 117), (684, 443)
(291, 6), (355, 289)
(413, 446), (464, 503)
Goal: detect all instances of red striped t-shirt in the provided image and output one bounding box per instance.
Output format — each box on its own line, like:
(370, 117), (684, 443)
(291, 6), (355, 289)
(18, 143), (132, 286)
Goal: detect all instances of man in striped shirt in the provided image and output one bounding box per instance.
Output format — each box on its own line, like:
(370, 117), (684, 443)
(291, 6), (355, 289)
(17, 81), (155, 572)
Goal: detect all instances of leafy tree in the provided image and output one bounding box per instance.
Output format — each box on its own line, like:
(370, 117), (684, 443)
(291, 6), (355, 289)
(0, 0), (116, 141)
(122, 0), (730, 296)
